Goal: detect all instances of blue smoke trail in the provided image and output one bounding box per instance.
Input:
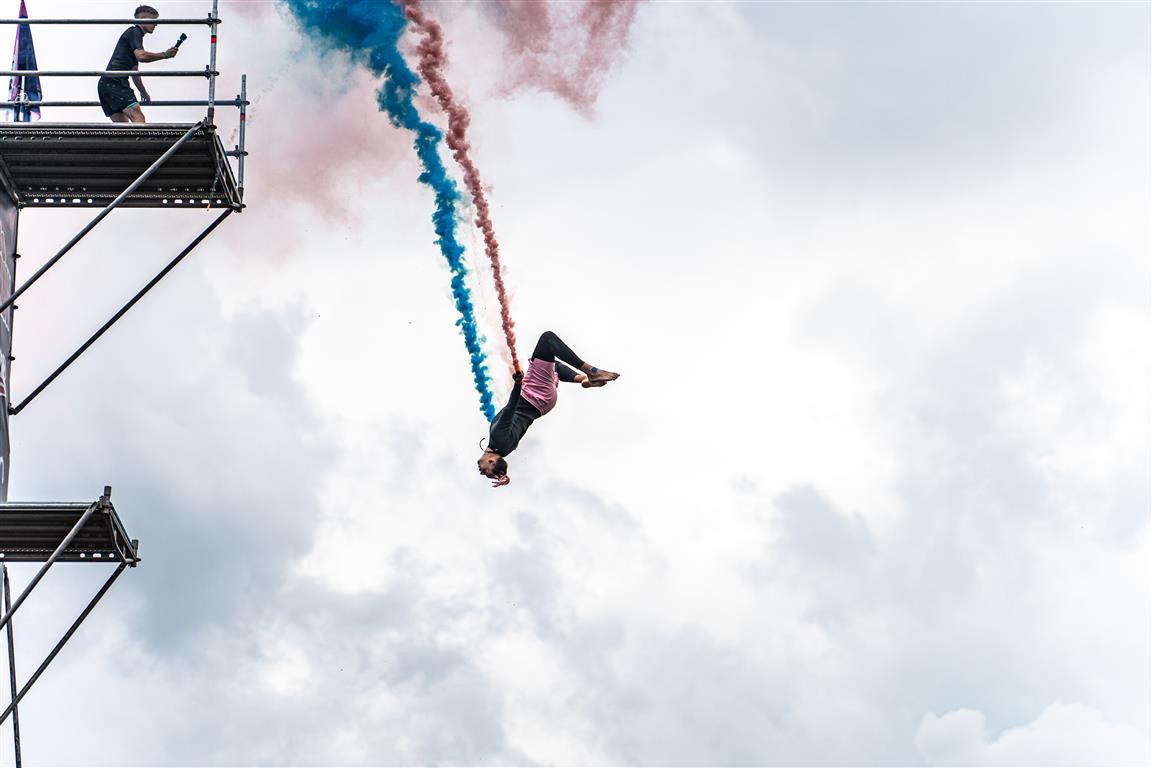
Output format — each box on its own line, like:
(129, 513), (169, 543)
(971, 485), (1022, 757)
(283, 0), (495, 420)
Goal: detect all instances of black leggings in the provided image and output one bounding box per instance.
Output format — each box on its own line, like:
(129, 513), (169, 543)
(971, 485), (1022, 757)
(531, 331), (586, 383)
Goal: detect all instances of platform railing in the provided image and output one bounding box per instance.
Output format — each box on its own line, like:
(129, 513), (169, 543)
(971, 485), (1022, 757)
(0, 17), (218, 24)
(0, 3), (223, 105)
(0, 0), (246, 192)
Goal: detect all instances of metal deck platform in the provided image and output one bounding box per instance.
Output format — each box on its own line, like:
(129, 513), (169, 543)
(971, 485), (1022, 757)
(0, 122), (241, 209)
(0, 498), (138, 564)
(0, 489), (138, 737)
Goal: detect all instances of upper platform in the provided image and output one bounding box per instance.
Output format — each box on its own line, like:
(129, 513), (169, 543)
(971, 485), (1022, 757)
(0, 498), (138, 563)
(0, 122), (241, 210)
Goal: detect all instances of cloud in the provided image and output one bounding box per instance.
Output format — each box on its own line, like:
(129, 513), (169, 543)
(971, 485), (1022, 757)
(916, 703), (1150, 766)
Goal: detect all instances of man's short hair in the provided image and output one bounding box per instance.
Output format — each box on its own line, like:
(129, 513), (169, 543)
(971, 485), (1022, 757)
(134, 5), (159, 18)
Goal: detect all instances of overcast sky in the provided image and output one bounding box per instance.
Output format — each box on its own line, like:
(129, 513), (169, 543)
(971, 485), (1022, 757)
(1, 0), (1148, 765)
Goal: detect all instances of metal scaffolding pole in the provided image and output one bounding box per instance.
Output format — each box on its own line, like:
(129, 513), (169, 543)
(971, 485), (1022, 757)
(0, 69), (214, 78)
(237, 74), (247, 199)
(207, 0), (219, 125)
(2, 98), (244, 108)
(0, 17), (219, 25)
(2, 566), (21, 768)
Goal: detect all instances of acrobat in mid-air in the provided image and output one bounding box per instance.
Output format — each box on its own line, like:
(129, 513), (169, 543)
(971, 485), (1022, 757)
(478, 331), (620, 487)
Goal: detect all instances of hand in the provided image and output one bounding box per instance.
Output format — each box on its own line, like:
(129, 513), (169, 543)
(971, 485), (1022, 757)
(139, 90), (151, 104)
(165, 47), (179, 59)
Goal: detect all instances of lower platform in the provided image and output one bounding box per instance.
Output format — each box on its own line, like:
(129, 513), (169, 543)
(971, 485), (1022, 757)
(0, 496), (138, 564)
(0, 122), (241, 209)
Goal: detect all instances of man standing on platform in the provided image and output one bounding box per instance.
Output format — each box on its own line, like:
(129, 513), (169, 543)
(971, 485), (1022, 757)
(97, 5), (179, 123)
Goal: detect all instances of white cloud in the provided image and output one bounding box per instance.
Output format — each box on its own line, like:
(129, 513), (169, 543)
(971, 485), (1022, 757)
(916, 702), (1150, 766)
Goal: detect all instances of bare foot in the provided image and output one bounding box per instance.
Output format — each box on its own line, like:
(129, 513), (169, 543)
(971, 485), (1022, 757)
(586, 368), (619, 385)
(581, 378), (606, 388)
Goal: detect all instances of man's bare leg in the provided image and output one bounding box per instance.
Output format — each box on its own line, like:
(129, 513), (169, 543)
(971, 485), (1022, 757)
(110, 112), (131, 123)
(122, 104), (146, 123)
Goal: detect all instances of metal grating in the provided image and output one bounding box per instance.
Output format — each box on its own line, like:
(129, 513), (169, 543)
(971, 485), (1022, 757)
(0, 501), (138, 563)
(0, 122), (240, 209)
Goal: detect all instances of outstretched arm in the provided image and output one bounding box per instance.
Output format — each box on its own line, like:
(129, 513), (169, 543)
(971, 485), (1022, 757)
(134, 46), (178, 65)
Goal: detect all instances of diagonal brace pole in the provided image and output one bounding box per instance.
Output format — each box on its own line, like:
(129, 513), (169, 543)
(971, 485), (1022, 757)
(0, 502), (100, 635)
(0, 120), (204, 316)
(9, 208), (234, 416)
(2, 566), (21, 767)
(0, 563), (127, 727)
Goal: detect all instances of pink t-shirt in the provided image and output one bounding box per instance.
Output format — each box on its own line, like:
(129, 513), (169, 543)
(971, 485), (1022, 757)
(519, 357), (559, 416)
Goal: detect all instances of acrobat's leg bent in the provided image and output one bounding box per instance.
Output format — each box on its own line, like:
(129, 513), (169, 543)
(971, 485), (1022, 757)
(533, 330), (620, 385)
(531, 331), (586, 370)
(556, 361), (582, 383)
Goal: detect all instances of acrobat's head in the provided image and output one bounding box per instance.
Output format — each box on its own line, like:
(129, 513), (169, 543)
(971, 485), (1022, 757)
(135, 5), (160, 33)
(477, 450), (510, 488)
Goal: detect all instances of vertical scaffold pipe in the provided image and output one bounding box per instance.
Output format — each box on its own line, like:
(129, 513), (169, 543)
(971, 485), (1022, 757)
(238, 74), (246, 199)
(207, 0), (218, 125)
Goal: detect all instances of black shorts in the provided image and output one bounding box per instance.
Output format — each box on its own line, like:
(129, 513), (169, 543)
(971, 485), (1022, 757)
(97, 77), (139, 117)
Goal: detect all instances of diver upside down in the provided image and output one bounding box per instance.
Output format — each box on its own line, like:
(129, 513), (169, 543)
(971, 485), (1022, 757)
(478, 331), (620, 486)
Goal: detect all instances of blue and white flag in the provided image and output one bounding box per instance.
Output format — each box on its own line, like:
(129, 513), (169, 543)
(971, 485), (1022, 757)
(7, 0), (40, 121)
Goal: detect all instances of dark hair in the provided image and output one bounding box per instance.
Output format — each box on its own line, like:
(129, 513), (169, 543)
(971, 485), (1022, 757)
(134, 5), (159, 18)
(491, 457), (510, 487)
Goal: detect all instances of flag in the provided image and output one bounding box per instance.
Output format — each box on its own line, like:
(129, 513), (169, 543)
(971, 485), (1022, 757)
(7, 0), (40, 122)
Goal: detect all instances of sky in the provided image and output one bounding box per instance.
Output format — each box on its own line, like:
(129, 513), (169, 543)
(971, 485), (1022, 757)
(0, 0), (1148, 765)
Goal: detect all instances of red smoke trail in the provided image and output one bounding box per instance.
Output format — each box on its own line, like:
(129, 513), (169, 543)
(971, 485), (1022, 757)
(573, 1), (641, 103)
(489, 0), (642, 115)
(402, 0), (521, 375)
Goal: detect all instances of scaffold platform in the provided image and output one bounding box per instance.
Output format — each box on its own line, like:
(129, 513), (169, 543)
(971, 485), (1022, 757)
(0, 488), (137, 736)
(0, 122), (241, 210)
(0, 498), (138, 564)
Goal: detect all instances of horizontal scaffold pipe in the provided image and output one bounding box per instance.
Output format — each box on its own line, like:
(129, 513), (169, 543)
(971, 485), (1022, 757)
(3, 99), (246, 107)
(0, 17), (219, 25)
(0, 69), (217, 78)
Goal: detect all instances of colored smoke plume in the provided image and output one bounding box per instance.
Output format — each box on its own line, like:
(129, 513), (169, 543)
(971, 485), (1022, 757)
(402, 0), (521, 375)
(282, 0), (495, 420)
(488, 0), (643, 114)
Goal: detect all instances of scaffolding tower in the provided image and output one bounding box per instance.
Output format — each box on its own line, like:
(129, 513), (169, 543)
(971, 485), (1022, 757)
(0, 4), (247, 762)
